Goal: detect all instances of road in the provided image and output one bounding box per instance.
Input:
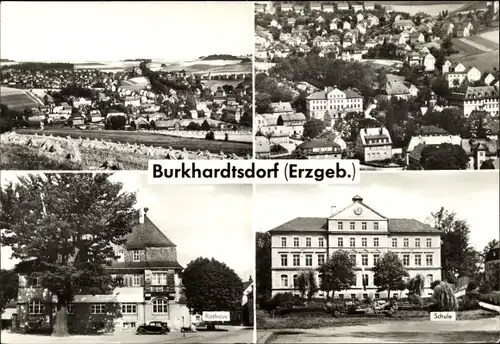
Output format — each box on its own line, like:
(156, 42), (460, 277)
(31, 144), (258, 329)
(266, 317), (500, 343)
(0, 327), (254, 344)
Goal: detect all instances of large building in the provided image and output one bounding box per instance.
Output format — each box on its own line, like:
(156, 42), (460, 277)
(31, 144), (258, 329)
(484, 242), (500, 288)
(355, 127), (393, 162)
(306, 86), (364, 121)
(15, 209), (190, 333)
(447, 86), (500, 117)
(269, 196), (442, 299)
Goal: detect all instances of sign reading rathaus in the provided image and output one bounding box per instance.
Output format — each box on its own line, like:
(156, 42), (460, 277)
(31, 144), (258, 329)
(268, 195), (442, 300)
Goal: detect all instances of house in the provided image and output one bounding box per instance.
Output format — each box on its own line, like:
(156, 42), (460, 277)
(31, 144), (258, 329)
(442, 60), (453, 74)
(352, 3), (364, 12)
(405, 82), (419, 98)
(337, 2), (350, 11)
(268, 195), (442, 298)
(341, 46), (364, 61)
(377, 81), (411, 101)
(329, 21), (339, 30)
(256, 136), (271, 159)
(270, 19), (278, 27)
(461, 138), (499, 170)
(467, 67), (482, 83)
(343, 21), (352, 30)
(323, 4), (334, 12)
(310, 2), (322, 11)
(409, 32), (425, 44)
(281, 3), (293, 12)
(447, 85), (500, 117)
(241, 279), (254, 326)
(14, 209), (190, 334)
(484, 242), (500, 283)
(456, 24), (470, 38)
(482, 72), (496, 86)
(294, 4), (305, 14)
(306, 86), (364, 120)
(255, 3), (267, 13)
(365, 39), (377, 49)
(406, 129), (461, 165)
(277, 112), (307, 136)
(444, 71), (468, 88)
(406, 52), (422, 66)
(269, 102), (293, 116)
(393, 19), (415, 31)
(423, 53), (436, 72)
(367, 15), (379, 27)
(72, 97), (92, 108)
(364, 2), (375, 10)
(356, 13), (364, 22)
(297, 138), (343, 159)
(356, 127), (393, 162)
(222, 107), (242, 123)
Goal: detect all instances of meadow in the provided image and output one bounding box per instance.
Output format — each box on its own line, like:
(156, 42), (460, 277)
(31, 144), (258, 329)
(0, 87), (40, 110)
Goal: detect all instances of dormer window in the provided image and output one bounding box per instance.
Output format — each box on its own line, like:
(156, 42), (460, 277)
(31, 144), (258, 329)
(133, 250), (140, 262)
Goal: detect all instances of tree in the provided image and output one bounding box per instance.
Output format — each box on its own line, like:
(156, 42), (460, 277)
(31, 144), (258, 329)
(373, 252), (409, 298)
(240, 112), (252, 128)
(0, 104), (14, 133)
(295, 270), (317, 302)
(0, 269), (19, 315)
(420, 143), (469, 170)
(303, 118), (325, 139)
(222, 85), (234, 94)
(0, 174), (138, 336)
(480, 159), (496, 169)
(290, 148), (309, 159)
(317, 251), (356, 299)
(255, 93), (272, 114)
(431, 77), (450, 98)
(255, 232), (272, 308)
(427, 207), (481, 283)
(186, 122), (201, 131)
(182, 257), (243, 330)
(407, 274), (424, 296)
(432, 281), (458, 311)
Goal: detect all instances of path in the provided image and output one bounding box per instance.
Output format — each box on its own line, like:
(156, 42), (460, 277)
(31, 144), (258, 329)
(459, 38), (494, 52)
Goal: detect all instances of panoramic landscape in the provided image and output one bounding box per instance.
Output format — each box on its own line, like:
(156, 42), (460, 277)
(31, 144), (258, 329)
(255, 0), (499, 171)
(0, 2), (253, 170)
(1, 173), (255, 343)
(255, 172), (500, 343)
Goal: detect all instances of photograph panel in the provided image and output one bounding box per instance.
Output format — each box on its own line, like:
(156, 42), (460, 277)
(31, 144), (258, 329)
(254, 1), (499, 171)
(255, 171), (500, 343)
(0, 172), (255, 343)
(0, 1), (254, 170)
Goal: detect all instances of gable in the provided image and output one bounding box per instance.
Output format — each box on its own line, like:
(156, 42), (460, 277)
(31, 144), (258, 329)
(125, 216), (176, 250)
(328, 198), (387, 221)
(327, 88), (345, 99)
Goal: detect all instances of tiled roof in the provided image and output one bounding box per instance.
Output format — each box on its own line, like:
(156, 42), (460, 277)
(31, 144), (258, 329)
(108, 260), (183, 270)
(298, 137), (341, 149)
(407, 135), (461, 153)
(269, 217), (439, 234)
(125, 216), (176, 250)
(255, 136), (271, 153)
(382, 81), (410, 95)
(279, 112), (306, 122)
(270, 102), (293, 113)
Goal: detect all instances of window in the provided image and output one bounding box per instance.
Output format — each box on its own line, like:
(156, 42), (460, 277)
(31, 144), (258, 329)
(133, 250), (140, 262)
(363, 293), (368, 299)
(426, 238), (432, 248)
(349, 238), (355, 247)
(392, 238), (398, 247)
(373, 254), (380, 265)
(293, 274), (298, 287)
(374, 222), (379, 230)
(123, 322), (136, 328)
(426, 274), (434, 287)
(362, 222), (367, 230)
(339, 294), (344, 299)
(132, 274), (142, 286)
(351, 294), (356, 300)
(152, 299), (169, 314)
(281, 237), (287, 247)
(350, 222), (355, 230)
(338, 222), (343, 230)
(338, 237), (343, 247)
(403, 254), (410, 266)
(362, 274), (369, 287)
(415, 255), (422, 266)
(306, 237), (312, 247)
(90, 304), (105, 314)
(121, 303), (137, 314)
(28, 300), (44, 314)
(403, 238), (409, 247)
(362, 238), (367, 247)
(152, 273), (167, 286)
(362, 254), (368, 266)
(374, 238), (379, 247)
(305, 254), (312, 266)
(281, 275), (288, 287)
(426, 254), (433, 266)
(31, 276), (40, 287)
(67, 303), (74, 314)
(350, 254), (356, 265)
(415, 238), (420, 248)
(281, 254), (288, 267)
(293, 254), (300, 266)
(294, 237), (299, 247)
(318, 238), (324, 247)
(318, 254), (325, 266)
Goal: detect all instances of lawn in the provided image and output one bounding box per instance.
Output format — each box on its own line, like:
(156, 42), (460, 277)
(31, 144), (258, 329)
(480, 30), (500, 44)
(450, 50), (500, 72)
(0, 87), (39, 110)
(452, 38), (486, 55)
(16, 128), (252, 156)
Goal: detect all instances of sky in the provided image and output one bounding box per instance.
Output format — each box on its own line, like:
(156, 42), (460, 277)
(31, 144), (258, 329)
(254, 171), (500, 252)
(0, 1), (253, 62)
(0, 172), (254, 282)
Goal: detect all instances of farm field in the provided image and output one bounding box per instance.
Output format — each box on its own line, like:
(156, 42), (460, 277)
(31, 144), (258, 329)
(452, 38), (487, 55)
(0, 87), (40, 110)
(450, 50), (500, 72)
(15, 128), (252, 156)
(380, 3), (467, 16)
(465, 35), (499, 50)
(480, 29), (500, 44)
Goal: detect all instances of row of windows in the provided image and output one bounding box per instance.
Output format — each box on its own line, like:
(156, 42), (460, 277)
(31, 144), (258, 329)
(280, 253), (434, 267)
(280, 236), (433, 248)
(27, 299), (169, 315)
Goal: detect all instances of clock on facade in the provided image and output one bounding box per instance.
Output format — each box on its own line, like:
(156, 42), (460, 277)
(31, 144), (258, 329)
(354, 207), (363, 215)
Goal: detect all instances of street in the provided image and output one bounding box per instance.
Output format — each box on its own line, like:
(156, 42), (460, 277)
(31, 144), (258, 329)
(262, 317), (500, 343)
(0, 327), (254, 344)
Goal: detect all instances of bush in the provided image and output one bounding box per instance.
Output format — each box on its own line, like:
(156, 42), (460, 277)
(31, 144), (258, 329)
(478, 281), (494, 294)
(265, 293), (304, 314)
(205, 131), (215, 140)
(432, 281), (458, 311)
(430, 280), (441, 290)
(408, 294), (423, 306)
(324, 302), (346, 316)
(466, 281), (477, 292)
(479, 292), (500, 306)
(459, 295), (480, 311)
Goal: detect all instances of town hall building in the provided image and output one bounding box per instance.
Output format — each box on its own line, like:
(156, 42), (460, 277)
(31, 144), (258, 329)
(269, 196), (442, 300)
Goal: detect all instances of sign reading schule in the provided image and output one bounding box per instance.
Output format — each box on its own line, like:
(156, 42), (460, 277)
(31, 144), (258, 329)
(148, 160), (360, 184)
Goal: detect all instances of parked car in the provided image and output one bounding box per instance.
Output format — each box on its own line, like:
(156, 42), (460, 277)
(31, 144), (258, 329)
(136, 321), (170, 335)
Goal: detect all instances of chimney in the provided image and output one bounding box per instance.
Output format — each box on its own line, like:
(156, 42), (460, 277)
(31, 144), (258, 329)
(139, 207), (148, 224)
(331, 206), (337, 216)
